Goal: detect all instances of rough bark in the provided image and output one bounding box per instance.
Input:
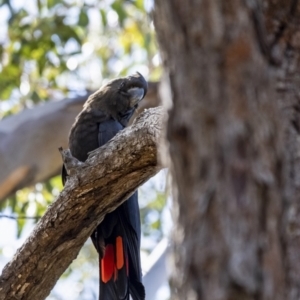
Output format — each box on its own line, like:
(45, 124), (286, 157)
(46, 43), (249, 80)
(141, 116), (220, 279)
(0, 107), (163, 300)
(262, 2), (300, 298)
(0, 82), (159, 202)
(154, 0), (300, 299)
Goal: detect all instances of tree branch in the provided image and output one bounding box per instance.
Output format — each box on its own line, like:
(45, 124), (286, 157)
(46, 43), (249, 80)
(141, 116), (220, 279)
(0, 82), (160, 202)
(0, 106), (164, 300)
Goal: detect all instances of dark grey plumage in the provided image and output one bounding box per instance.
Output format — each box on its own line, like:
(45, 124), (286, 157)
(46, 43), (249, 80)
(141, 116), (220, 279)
(68, 73), (147, 162)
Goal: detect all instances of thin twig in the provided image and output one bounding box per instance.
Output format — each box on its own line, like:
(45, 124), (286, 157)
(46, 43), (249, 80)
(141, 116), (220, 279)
(0, 214), (40, 220)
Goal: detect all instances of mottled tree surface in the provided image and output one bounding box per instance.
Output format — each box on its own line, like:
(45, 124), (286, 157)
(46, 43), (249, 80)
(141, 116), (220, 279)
(154, 1), (300, 300)
(0, 107), (163, 300)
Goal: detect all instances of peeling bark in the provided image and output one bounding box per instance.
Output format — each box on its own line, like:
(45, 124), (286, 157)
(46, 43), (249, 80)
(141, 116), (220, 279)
(0, 107), (164, 300)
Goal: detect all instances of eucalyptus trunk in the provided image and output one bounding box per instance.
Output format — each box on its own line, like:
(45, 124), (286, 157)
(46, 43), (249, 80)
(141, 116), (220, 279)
(154, 1), (300, 299)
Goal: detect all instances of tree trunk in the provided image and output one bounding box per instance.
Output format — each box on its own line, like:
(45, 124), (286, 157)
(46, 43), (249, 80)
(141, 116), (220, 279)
(154, 1), (300, 299)
(0, 107), (163, 300)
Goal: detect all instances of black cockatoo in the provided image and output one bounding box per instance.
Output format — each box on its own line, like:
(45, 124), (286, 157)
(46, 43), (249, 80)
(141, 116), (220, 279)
(62, 73), (148, 300)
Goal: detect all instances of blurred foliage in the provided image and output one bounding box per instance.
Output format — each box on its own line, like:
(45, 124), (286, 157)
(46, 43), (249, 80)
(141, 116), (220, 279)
(0, 0), (161, 117)
(0, 1), (166, 298)
(140, 191), (166, 243)
(0, 175), (62, 237)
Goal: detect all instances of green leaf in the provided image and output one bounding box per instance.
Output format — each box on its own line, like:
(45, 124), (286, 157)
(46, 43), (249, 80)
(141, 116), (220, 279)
(135, 0), (145, 11)
(78, 9), (89, 27)
(17, 218), (25, 238)
(111, 0), (127, 26)
(47, 0), (60, 9)
(31, 91), (41, 103)
(100, 9), (107, 27)
(37, 0), (42, 12)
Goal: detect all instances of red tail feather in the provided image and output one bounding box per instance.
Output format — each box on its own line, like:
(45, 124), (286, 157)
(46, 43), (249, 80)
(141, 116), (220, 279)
(116, 236), (124, 270)
(101, 236), (126, 283)
(101, 244), (114, 283)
